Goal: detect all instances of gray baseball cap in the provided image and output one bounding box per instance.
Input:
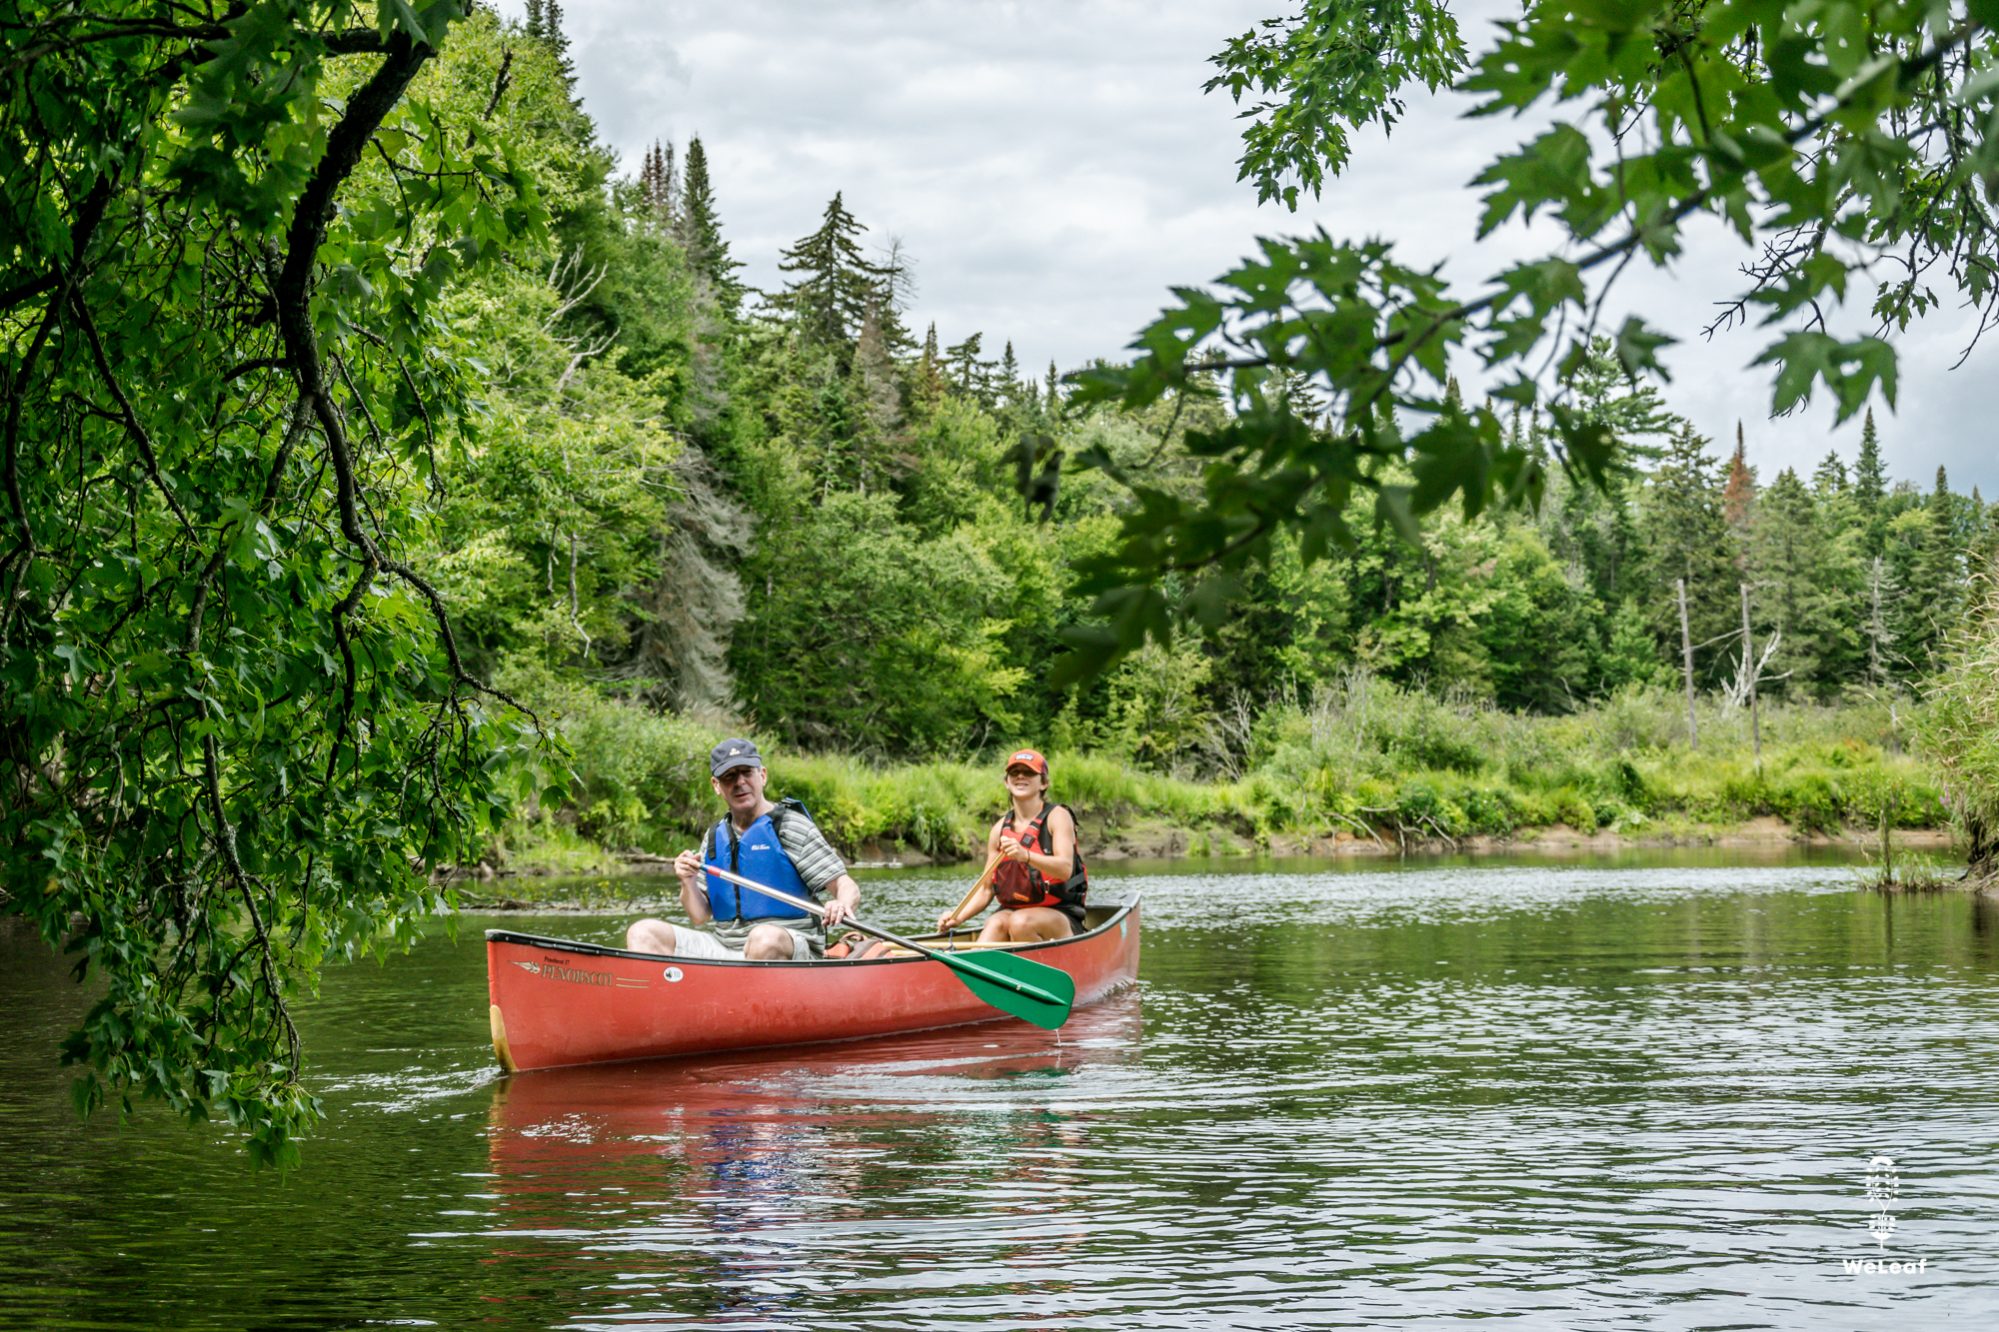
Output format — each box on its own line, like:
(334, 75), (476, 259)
(709, 738), (763, 777)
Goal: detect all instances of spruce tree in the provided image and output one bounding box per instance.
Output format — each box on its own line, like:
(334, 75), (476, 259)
(1854, 408), (1886, 554)
(1602, 597), (1664, 689)
(1930, 466), (1959, 564)
(1976, 496), (1999, 584)
(776, 192), (882, 356)
(677, 137), (740, 312)
(1810, 451), (1870, 688)
(1881, 505), (1930, 680)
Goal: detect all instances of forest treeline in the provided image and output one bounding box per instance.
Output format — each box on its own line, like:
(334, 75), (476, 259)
(421, 12), (1980, 852)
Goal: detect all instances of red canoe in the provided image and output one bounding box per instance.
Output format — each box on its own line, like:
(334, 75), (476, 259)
(484, 897), (1142, 1072)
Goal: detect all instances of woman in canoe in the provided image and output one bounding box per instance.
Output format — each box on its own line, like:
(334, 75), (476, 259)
(935, 748), (1088, 942)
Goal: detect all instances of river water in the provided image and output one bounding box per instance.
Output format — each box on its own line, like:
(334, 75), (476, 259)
(3, 851), (1997, 1329)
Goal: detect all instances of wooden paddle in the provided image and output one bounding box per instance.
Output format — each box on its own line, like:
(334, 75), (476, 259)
(699, 862), (1075, 1030)
(940, 850), (1003, 935)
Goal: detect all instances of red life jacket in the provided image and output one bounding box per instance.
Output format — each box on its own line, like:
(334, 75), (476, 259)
(992, 803), (1088, 915)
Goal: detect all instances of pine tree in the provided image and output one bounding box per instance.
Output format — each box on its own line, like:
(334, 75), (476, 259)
(776, 192), (883, 356)
(1044, 360), (1061, 411)
(998, 340), (1021, 402)
(1854, 408), (1886, 555)
(677, 137), (740, 312)
(1811, 450), (1848, 495)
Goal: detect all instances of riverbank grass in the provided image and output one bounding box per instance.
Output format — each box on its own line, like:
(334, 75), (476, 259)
(487, 684), (1946, 872)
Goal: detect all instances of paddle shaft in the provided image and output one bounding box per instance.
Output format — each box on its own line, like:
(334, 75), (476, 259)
(942, 851), (1002, 931)
(700, 862), (1057, 1004)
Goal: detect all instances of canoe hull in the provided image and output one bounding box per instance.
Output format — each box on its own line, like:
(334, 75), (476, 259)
(485, 896), (1141, 1072)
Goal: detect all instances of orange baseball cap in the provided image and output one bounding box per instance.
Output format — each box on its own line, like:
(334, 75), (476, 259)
(1005, 749), (1048, 776)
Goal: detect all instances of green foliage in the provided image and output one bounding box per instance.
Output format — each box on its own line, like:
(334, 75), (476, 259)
(429, 263), (683, 675)
(1065, 1), (1999, 676)
(0, 1), (550, 1162)
(1919, 569), (1999, 870)
(730, 492), (1026, 756)
(507, 678), (716, 852)
(1208, 0), (1467, 207)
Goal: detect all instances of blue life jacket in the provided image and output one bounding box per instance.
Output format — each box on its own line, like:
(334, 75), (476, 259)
(704, 800), (816, 921)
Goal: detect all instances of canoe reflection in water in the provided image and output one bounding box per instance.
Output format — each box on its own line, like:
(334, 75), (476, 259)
(481, 995), (1140, 1326)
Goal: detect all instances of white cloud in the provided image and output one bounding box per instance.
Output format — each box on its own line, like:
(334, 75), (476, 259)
(496, 0), (1996, 492)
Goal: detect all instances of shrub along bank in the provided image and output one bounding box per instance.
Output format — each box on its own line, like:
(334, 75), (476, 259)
(487, 682), (1945, 872)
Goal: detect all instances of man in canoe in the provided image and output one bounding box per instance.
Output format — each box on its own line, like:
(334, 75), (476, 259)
(935, 748), (1088, 943)
(625, 738), (859, 960)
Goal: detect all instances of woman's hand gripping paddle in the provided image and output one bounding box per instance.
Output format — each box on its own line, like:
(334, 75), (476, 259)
(698, 862), (1075, 1030)
(938, 850), (1002, 936)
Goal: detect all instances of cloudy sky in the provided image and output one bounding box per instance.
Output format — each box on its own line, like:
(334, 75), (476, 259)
(498, 0), (1994, 493)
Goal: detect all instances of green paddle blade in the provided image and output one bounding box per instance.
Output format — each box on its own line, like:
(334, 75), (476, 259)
(939, 947), (1075, 1030)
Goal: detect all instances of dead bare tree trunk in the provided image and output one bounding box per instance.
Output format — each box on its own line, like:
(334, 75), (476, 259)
(1678, 578), (1698, 750)
(1741, 581), (1760, 768)
(1867, 555), (1887, 686)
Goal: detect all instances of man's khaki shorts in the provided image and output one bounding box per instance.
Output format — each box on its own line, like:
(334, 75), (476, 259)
(672, 922), (818, 961)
